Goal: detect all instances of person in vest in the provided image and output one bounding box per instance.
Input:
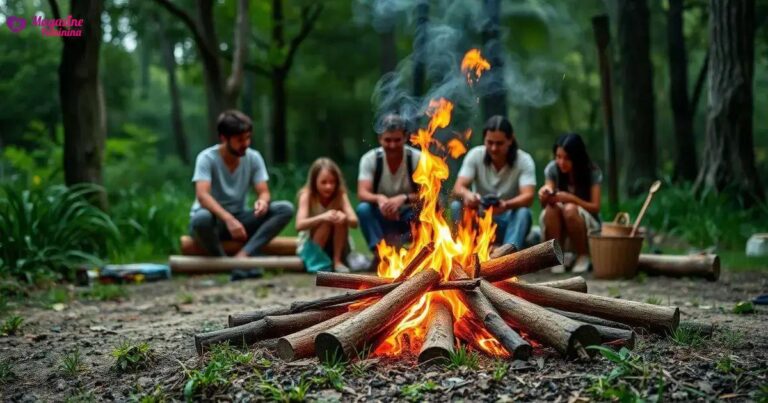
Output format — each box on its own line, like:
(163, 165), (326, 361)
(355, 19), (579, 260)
(539, 133), (602, 273)
(189, 110), (294, 278)
(356, 113), (421, 253)
(451, 115), (536, 249)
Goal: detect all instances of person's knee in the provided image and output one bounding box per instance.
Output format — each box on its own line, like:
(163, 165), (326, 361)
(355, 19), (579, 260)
(356, 202), (375, 218)
(516, 207), (532, 224)
(270, 200), (294, 218)
(562, 204), (583, 223)
(190, 209), (215, 232)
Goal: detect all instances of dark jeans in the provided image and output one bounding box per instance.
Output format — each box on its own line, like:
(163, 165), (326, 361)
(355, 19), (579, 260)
(189, 201), (294, 257)
(450, 200), (532, 249)
(355, 202), (417, 251)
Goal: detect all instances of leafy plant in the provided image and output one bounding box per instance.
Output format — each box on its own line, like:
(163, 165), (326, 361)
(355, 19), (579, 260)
(259, 377), (312, 403)
(177, 292), (194, 304)
(717, 328), (745, 349)
(401, 381), (438, 402)
(0, 184), (118, 283)
(1, 315), (23, 335)
(129, 385), (168, 403)
(733, 301), (755, 314)
(64, 389), (96, 403)
(670, 325), (706, 348)
(0, 359), (15, 383)
(59, 348), (87, 377)
(311, 359), (346, 391)
(587, 346), (647, 380)
(112, 341), (156, 372)
(446, 345), (480, 370)
(80, 284), (129, 301)
(492, 360), (509, 382)
(183, 344), (252, 400)
(716, 356), (742, 374)
(645, 296), (662, 305)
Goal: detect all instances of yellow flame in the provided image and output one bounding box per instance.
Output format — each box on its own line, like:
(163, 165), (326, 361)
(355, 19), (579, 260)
(461, 49), (491, 84)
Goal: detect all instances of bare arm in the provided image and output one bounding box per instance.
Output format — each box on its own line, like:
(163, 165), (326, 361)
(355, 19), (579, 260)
(196, 181), (235, 222)
(341, 193), (359, 228)
(357, 180), (383, 204)
(295, 191), (328, 231)
(556, 184), (601, 214)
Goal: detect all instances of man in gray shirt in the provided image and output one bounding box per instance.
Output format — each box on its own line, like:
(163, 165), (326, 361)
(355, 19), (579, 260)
(189, 110), (294, 267)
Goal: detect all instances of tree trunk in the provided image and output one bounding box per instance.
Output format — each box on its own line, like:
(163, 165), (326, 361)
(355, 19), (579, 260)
(380, 27), (397, 76)
(667, 0), (697, 182)
(413, 0), (428, 97)
(481, 0), (507, 119)
(60, 0), (107, 209)
(197, 0), (226, 143)
(592, 15), (619, 213)
(617, 0), (656, 195)
(139, 37), (151, 100)
(694, 0), (764, 205)
(158, 27), (189, 164)
(271, 0), (288, 163)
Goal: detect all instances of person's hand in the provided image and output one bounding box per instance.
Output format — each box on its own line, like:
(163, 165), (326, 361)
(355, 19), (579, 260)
(225, 217), (247, 241)
(327, 209), (347, 225)
(377, 196), (399, 220)
(254, 199), (269, 217)
(464, 192), (481, 209)
(496, 199), (511, 213)
(539, 187), (556, 205)
(552, 191), (575, 204)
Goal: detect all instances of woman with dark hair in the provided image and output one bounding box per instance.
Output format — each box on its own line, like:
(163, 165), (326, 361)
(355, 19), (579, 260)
(452, 115), (536, 248)
(538, 133), (602, 273)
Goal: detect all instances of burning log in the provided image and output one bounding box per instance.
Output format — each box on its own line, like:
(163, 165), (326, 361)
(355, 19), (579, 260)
(637, 253), (720, 281)
(394, 242), (435, 282)
(194, 306), (347, 354)
(315, 269), (441, 361)
(169, 255), (304, 274)
(276, 310), (361, 361)
(479, 239), (563, 282)
(495, 281), (680, 334)
(450, 265), (531, 360)
(418, 299), (455, 364)
(481, 282), (601, 358)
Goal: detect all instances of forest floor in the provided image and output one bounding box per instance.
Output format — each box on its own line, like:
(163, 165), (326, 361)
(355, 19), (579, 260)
(1, 269), (767, 402)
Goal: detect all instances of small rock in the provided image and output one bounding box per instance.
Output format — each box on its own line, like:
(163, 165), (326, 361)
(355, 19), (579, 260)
(56, 380), (67, 391)
(50, 326), (61, 333)
(138, 376), (153, 388)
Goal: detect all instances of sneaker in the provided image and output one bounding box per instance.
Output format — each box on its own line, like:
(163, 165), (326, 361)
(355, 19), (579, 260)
(550, 264), (566, 274)
(572, 255), (591, 273)
(334, 264), (351, 273)
(230, 268), (264, 281)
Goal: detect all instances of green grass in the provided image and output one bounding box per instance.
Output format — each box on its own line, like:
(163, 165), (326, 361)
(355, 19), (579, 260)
(79, 284), (129, 301)
(177, 292), (194, 304)
(645, 296), (662, 305)
(446, 345), (480, 370)
(258, 377), (312, 403)
(401, 381), (439, 402)
(311, 359), (346, 391)
(59, 348), (86, 377)
(719, 250), (768, 272)
(717, 328), (746, 349)
(64, 389), (96, 403)
(129, 385), (168, 403)
(111, 341), (156, 372)
(492, 360), (509, 382)
(183, 344), (253, 400)
(0, 359), (15, 384)
(1, 315), (23, 335)
(670, 325), (707, 348)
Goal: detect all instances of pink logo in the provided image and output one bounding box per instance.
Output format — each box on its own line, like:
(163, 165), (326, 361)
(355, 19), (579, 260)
(6, 16), (27, 33)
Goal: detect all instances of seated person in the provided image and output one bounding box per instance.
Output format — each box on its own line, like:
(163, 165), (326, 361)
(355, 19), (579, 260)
(189, 110), (294, 277)
(295, 158), (359, 273)
(356, 113), (421, 256)
(538, 133), (602, 273)
(451, 115), (536, 249)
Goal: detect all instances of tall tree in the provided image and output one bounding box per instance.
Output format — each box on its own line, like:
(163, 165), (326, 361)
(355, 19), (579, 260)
(246, 2), (323, 163)
(154, 0), (249, 143)
(49, 0), (107, 209)
(667, 0), (697, 182)
(413, 0), (429, 97)
(616, 0), (656, 195)
(695, 0), (764, 205)
(481, 0), (507, 119)
(155, 17), (189, 165)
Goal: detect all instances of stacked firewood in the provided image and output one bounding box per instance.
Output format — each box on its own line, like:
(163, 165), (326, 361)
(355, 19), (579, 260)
(194, 240), (680, 364)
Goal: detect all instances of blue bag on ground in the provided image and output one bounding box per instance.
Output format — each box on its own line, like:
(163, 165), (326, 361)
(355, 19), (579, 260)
(297, 240), (333, 273)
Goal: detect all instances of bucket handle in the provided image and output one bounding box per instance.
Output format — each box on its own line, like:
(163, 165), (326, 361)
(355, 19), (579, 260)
(613, 212), (631, 225)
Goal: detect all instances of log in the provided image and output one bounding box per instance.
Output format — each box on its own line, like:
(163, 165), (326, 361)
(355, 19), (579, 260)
(169, 255), (304, 274)
(479, 239), (563, 282)
(591, 324), (636, 349)
(394, 242), (435, 282)
(489, 243), (519, 259)
(276, 310), (360, 361)
(546, 308), (633, 330)
(481, 282), (601, 358)
(229, 305), (293, 327)
(495, 281), (680, 334)
(179, 235), (299, 256)
(417, 299), (454, 364)
(637, 253), (720, 281)
(520, 276), (587, 293)
(315, 269), (441, 361)
(194, 306), (347, 354)
(450, 266), (531, 360)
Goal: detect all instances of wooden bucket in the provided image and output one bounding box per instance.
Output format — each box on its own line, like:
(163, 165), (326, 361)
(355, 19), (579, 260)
(601, 212), (634, 237)
(588, 231), (644, 279)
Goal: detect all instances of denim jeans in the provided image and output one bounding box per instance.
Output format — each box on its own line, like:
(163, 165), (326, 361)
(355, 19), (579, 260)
(450, 200), (532, 249)
(189, 201), (294, 256)
(355, 202), (417, 251)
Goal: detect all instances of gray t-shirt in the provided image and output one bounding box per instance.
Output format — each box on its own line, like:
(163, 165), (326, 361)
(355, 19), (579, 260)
(358, 146), (421, 197)
(190, 145), (269, 216)
(543, 160), (603, 195)
(457, 146), (537, 200)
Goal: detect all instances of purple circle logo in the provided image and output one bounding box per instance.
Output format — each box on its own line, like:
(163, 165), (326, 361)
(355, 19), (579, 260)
(6, 16), (27, 33)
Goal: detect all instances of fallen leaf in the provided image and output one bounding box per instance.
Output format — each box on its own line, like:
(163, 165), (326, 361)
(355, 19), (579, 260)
(52, 303), (66, 311)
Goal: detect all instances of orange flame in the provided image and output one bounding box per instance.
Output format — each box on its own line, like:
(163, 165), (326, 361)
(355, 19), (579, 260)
(454, 315), (510, 358)
(461, 49), (491, 85)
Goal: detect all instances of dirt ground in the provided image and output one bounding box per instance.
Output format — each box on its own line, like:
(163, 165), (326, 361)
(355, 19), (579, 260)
(1, 269), (766, 402)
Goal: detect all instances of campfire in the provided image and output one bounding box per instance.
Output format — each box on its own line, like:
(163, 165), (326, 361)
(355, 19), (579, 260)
(194, 50), (680, 364)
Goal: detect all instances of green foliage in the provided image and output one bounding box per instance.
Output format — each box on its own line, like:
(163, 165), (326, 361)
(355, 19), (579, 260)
(717, 328), (746, 349)
(670, 325), (706, 348)
(112, 341), (156, 372)
(311, 359), (346, 391)
(0, 359), (15, 384)
(446, 345), (480, 370)
(129, 385), (168, 403)
(0, 184), (118, 283)
(588, 346), (647, 380)
(59, 348), (87, 377)
(492, 360), (509, 382)
(1, 315), (23, 336)
(645, 296), (662, 305)
(258, 377), (312, 403)
(586, 346), (658, 402)
(177, 292), (194, 304)
(183, 344), (252, 400)
(80, 284), (129, 301)
(400, 381), (438, 402)
(64, 390), (97, 403)
(733, 301), (755, 314)
(716, 356), (742, 374)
